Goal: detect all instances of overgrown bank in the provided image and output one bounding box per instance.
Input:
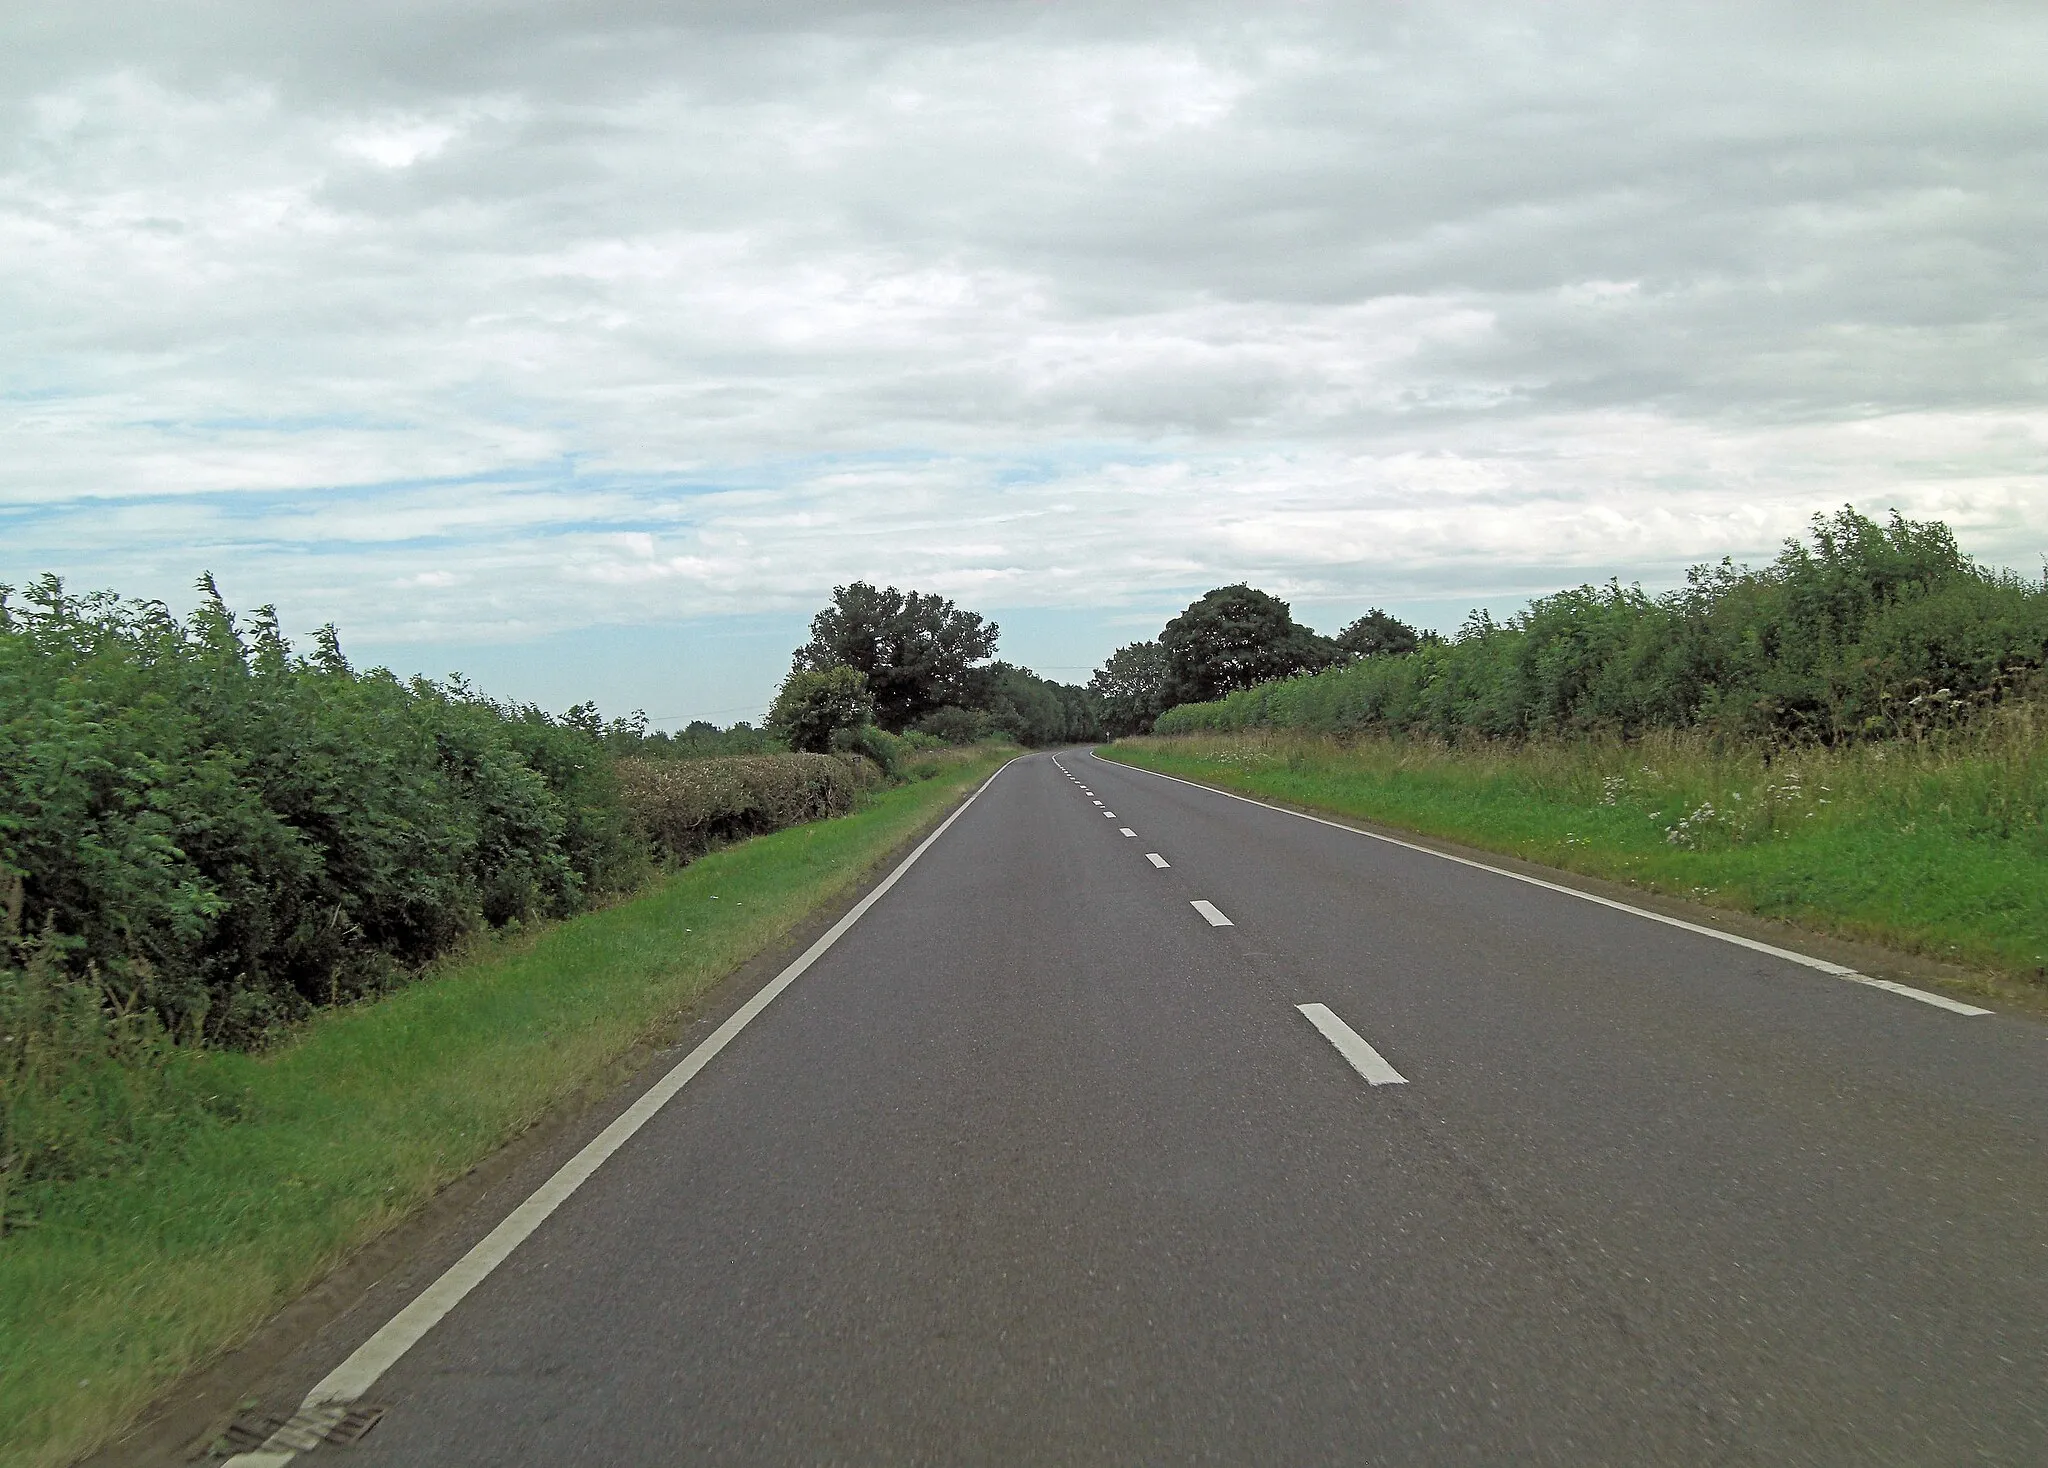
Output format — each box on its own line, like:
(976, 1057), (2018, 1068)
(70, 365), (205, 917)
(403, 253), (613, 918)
(0, 577), (906, 1227)
(0, 575), (890, 1051)
(1103, 719), (2047, 990)
(0, 747), (1011, 1468)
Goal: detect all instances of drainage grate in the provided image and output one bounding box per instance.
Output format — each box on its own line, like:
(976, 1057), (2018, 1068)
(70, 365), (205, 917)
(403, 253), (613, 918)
(211, 1403), (385, 1457)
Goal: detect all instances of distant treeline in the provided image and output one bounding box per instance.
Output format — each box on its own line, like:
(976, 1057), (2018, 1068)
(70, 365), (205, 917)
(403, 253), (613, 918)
(613, 716), (777, 759)
(1153, 510), (2048, 743)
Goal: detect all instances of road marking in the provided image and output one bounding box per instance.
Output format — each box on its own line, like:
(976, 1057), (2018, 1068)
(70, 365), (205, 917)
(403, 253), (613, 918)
(1837, 974), (1994, 1011)
(1298, 1003), (1408, 1086)
(1092, 799), (1103, 805)
(1103, 811), (1116, 817)
(223, 759), (1024, 1467)
(1146, 852), (1170, 867)
(1100, 755), (1992, 1017)
(1120, 828), (1136, 837)
(1191, 899), (1233, 926)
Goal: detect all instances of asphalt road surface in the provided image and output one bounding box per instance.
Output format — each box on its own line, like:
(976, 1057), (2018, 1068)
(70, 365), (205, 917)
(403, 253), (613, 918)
(246, 751), (2048, 1465)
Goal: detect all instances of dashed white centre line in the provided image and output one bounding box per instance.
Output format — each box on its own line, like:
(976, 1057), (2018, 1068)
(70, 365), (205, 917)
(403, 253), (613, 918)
(1191, 899), (1233, 926)
(1297, 1003), (1408, 1086)
(1119, 828), (1136, 837)
(1092, 800), (1103, 805)
(1103, 811), (1116, 818)
(1146, 852), (1170, 868)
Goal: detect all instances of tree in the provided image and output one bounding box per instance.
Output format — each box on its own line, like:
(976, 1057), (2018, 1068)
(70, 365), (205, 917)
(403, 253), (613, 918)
(1088, 640), (1173, 736)
(1158, 585), (1339, 705)
(1335, 608), (1421, 660)
(793, 582), (1000, 732)
(767, 666), (874, 753)
(977, 662), (1101, 745)
(911, 705), (993, 744)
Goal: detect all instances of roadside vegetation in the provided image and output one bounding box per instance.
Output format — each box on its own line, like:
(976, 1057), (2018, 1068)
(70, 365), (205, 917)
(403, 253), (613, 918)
(0, 574), (1089, 1231)
(1146, 510), (2046, 745)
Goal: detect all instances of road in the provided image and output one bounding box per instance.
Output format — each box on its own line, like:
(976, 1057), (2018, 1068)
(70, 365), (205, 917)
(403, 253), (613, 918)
(234, 751), (2048, 1465)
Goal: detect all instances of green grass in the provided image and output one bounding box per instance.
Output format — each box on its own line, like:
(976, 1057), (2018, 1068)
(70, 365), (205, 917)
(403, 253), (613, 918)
(1102, 717), (2048, 986)
(0, 750), (1011, 1468)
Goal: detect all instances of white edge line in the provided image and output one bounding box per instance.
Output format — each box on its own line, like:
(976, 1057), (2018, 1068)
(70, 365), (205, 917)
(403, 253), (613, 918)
(227, 756), (1023, 1466)
(1095, 753), (1991, 1017)
(1298, 1003), (1408, 1086)
(1191, 899), (1233, 927)
(1839, 972), (1991, 1012)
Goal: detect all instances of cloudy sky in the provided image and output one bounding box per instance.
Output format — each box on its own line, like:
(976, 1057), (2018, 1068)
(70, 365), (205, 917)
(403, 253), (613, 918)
(5, 1), (2044, 723)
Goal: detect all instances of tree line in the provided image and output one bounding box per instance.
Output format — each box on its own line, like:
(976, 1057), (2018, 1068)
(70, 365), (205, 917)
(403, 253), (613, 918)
(765, 582), (1100, 754)
(1086, 589), (1424, 736)
(763, 576), (1418, 753)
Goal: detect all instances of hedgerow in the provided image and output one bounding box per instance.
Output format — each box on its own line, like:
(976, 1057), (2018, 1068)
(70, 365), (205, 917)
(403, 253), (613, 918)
(0, 576), (651, 1045)
(0, 576), (896, 1216)
(1155, 510), (2048, 744)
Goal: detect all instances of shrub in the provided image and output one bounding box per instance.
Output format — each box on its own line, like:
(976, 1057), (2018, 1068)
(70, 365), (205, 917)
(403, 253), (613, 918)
(832, 724), (909, 776)
(767, 667), (875, 753)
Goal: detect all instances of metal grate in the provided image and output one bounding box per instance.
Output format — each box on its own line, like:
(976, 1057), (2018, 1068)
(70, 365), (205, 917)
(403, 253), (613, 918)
(211, 1403), (385, 1457)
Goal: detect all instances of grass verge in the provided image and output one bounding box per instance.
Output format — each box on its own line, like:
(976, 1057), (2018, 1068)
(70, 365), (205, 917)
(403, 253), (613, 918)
(1102, 726), (2048, 989)
(0, 749), (1012, 1468)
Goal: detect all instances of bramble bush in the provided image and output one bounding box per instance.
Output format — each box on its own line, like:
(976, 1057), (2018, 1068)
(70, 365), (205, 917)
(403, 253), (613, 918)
(768, 666), (876, 753)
